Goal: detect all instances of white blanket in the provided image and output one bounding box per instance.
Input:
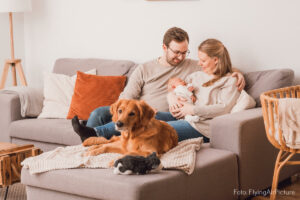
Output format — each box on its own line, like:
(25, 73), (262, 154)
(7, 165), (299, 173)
(278, 98), (300, 149)
(0, 86), (44, 117)
(22, 137), (203, 175)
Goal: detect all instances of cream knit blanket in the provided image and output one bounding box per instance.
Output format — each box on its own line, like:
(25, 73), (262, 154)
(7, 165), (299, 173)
(278, 98), (300, 148)
(22, 137), (203, 175)
(0, 86), (43, 117)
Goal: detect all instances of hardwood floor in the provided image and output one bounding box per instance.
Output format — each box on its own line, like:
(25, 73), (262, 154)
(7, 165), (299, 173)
(0, 183), (26, 200)
(251, 174), (300, 200)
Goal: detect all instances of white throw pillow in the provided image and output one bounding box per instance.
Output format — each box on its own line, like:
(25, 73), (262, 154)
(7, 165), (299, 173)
(231, 90), (256, 113)
(38, 69), (97, 119)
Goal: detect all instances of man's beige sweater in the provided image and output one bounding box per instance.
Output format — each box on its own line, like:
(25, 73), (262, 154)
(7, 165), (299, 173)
(119, 58), (200, 111)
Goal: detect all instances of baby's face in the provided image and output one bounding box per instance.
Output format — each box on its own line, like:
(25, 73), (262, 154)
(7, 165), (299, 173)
(168, 78), (186, 91)
(172, 79), (186, 87)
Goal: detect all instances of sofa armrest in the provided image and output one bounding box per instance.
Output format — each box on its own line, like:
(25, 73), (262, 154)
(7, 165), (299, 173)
(210, 108), (264, 153)
(210, 108), (271, 191)
(210, 108), (300, 193)
(211, 108), (268, 191)
(0, 93), (23, 142)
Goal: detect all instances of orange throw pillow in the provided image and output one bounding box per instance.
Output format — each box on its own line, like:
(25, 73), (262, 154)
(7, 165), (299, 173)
(67, 71), (127, 120)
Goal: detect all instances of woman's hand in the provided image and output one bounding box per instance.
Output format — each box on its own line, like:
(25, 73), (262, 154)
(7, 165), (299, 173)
(175, 101), (195, 118)
(187, 86), (194, 92)
(231, 71), (245, 91)
(169, 103), (183, 119)
(168, 92), (186, 119)
(191, 95), (196, 103)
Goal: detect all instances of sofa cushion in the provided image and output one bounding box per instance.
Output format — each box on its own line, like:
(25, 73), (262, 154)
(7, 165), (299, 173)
(21, 144), (238, 200)
(53, 58), (137, 78)
(38, 69), (97, 119)
(67, 72), (127, 120)
(9, 119), (81, 146)
(244, 68), (294, 106)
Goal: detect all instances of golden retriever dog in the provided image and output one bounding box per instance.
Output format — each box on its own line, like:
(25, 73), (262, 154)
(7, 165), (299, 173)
(83, 99), (178, 158)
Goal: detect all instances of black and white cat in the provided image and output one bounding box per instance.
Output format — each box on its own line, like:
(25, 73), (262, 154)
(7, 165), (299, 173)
(113, 152), (162, 175)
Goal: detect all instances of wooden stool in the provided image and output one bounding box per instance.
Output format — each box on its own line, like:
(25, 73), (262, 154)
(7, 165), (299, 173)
(0, 142), (41, 200)
(260, 85), (300, 200)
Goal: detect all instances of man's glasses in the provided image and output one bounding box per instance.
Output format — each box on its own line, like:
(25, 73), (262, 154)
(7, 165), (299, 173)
(168, 47), (190, 57)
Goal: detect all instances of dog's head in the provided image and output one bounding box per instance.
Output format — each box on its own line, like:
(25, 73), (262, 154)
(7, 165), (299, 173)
(110, 99), (155, 132)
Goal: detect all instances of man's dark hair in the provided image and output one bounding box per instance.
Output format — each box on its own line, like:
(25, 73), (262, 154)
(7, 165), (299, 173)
(163, 27), (189, 47)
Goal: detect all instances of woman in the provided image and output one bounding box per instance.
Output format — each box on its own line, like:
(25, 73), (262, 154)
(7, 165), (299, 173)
(166, 38), (240, 142)
(72, 39), (240, 143)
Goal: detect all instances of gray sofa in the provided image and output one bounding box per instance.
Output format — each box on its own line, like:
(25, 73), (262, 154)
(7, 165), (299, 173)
(0, 58), (299, 200)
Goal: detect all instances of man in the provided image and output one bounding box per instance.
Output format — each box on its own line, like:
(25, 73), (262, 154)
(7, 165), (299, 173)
(72, 27), (245, 141)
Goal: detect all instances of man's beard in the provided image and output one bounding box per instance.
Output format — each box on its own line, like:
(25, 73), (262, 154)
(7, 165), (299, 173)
(166, 52), (184, 66)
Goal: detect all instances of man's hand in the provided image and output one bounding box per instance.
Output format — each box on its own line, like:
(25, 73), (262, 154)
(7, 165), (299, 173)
(231, 72), (246, 91)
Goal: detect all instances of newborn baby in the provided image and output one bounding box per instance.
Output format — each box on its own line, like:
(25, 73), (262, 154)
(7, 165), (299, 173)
(167, 77), (199, 122)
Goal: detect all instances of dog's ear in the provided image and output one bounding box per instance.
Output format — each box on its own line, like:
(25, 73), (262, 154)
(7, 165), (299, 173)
(110, 100), (122, 122)
(137, 100), (155, 126)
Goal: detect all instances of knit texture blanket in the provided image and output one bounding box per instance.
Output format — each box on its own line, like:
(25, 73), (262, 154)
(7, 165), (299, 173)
(0, 86), (43, 117)
(278, 98), (300, 148)
(22, 137), (203, 175)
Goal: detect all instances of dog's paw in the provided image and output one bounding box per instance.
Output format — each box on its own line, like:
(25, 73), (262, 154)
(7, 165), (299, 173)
(85, 147), (106, 156)
(84, 151), (92, 157)
(88, 145), (101, 151)
(83, 137), (108, 146)
(90, 151), (100, 156)
(82, 137), (98, 146)
(84, 150), (97, 157)
(84, 146), (101, 156)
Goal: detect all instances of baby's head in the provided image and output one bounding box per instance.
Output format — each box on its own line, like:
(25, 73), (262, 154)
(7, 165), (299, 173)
(168, 77), (186, 91)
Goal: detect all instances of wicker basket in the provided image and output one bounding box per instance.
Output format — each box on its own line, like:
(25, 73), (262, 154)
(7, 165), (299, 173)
(261, 85), (300, 152)
(260, 85), (300, 200)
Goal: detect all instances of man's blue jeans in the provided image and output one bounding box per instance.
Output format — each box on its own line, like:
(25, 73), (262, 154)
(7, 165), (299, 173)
(87, 106), (209, 142)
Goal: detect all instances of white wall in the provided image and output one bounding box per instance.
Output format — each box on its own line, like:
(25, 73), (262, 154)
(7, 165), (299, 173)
(0, 13), (25, 87)
(2, 0), (300, 87)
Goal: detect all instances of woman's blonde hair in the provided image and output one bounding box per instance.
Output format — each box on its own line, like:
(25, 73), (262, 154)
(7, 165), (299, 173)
(198, 39), (233, 87)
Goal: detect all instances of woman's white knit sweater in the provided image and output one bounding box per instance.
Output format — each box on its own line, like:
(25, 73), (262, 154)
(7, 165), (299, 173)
(185, 71), (240, 138)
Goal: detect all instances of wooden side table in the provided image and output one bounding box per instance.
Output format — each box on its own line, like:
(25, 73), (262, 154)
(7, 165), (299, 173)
(0, 142), (41, 200)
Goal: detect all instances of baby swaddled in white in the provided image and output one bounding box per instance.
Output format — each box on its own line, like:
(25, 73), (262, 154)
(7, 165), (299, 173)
(167, 77), (199, 122)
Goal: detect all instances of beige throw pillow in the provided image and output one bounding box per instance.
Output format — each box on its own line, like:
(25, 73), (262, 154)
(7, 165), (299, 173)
(231, 90), (256, 113)
(38, 69), (96, 119)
